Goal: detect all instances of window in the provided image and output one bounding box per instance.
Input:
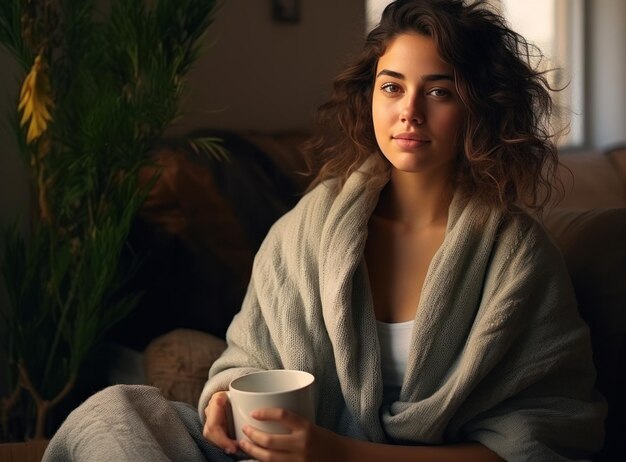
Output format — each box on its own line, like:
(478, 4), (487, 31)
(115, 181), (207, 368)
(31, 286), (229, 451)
(500, 0), (584, 146)
(366, 0), (585, 147)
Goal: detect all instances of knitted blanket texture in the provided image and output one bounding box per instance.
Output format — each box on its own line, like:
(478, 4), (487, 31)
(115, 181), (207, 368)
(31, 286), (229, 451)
(41, 162), (605, 462)
(200, 162), (606, 461)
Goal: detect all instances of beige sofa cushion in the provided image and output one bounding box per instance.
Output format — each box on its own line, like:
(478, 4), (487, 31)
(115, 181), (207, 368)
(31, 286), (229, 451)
(556, 152), (626, 209)
(143, 328), (226, 405)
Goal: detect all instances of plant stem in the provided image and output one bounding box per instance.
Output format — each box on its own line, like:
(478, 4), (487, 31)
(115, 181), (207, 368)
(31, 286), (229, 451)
(42, 244), (86, 390)
(33, 139), (53, 225)
(18, 361), (76, 440)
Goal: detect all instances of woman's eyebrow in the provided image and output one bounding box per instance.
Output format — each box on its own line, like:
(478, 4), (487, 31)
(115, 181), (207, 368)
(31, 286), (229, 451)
(376, 69), (454, 82)
(376, 69), (405, 80)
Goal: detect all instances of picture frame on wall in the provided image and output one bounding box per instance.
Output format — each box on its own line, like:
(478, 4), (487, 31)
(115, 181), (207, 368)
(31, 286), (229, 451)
(272, 0), (300, 23)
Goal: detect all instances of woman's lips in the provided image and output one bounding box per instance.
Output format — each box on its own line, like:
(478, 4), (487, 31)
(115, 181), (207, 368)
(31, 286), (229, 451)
(393, 136), (430, 149)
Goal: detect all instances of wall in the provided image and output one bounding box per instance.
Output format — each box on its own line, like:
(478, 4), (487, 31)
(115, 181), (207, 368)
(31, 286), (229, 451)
(171, 0), (365, 135)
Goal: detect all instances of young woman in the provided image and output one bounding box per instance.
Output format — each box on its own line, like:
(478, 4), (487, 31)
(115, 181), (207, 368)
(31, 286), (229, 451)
(201, 0), (605, 461)
(43, 1), (605, 461)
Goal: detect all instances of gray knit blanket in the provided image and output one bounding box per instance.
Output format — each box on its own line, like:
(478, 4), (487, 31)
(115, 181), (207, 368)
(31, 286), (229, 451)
(43, 385), (238, 462)
(200, 161), (606, 460)
(43, 161), (605, 462)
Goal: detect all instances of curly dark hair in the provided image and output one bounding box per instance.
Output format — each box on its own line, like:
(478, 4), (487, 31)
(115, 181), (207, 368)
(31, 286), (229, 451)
(305, 0), (562, 213)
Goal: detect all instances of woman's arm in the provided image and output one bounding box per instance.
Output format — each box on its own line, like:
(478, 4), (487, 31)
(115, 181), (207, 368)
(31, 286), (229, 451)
(238, 408), (505, 462)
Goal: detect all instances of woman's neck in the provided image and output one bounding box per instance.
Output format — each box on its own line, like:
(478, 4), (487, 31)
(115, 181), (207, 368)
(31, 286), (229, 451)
(374, 169), (455, 231)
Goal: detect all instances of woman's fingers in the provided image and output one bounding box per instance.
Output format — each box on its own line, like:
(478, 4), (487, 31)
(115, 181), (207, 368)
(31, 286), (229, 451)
(202, 391), (238, 454)
(250, 407), (308, 429)
(240, 408), (312, 454)
(239, 437), (282, 462)
(237, 409), (342, 462)
(242, 423), (294, 452)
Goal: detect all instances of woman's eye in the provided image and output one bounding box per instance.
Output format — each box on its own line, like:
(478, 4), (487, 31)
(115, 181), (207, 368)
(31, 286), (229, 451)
(428, 88), (450, 97)
(381, 83), (401, 94)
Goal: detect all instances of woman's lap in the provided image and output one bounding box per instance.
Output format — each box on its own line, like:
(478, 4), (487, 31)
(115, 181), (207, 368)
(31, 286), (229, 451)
(41, 384), (242, 462)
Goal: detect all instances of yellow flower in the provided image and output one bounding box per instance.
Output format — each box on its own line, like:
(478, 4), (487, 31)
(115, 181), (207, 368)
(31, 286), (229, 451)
(18, 54), (54, 144)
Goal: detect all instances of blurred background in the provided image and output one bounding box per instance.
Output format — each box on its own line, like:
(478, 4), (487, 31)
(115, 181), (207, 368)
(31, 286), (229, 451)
(1, 0), (625, 395)
(2, 0), (626, 236)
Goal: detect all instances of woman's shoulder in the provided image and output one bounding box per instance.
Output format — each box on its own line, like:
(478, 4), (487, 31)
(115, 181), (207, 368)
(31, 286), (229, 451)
(265, 164), (381, 242)
(254, 178), (342, 258)
(255, 165), (382, 269)
(501, 207), (555, 244)
(454, 195), (555, 253)
(492, 206), (567, 271)
(270, 178), (340, 232)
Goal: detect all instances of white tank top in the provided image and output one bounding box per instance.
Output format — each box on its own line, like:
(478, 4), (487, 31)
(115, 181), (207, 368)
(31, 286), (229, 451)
(376, 319), (414, 388)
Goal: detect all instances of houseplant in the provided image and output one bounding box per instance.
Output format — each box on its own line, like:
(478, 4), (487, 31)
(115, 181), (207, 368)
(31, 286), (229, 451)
(0, 0), (221, 444)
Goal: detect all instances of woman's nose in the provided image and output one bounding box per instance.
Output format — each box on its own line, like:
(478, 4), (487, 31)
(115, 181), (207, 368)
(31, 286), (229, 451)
(400, 96), (425, 125)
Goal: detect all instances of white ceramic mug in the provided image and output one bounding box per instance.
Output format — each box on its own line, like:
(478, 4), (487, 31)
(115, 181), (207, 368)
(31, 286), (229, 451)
(227, 369), (315, 442)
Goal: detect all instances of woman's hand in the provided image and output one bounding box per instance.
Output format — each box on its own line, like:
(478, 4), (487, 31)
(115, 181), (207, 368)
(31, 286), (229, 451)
(202, 391), (238, 455)
(238, 408), (346, 462)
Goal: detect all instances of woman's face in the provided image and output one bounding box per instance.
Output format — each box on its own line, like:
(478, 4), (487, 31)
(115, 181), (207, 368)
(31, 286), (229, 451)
(372, 33), (466, 176)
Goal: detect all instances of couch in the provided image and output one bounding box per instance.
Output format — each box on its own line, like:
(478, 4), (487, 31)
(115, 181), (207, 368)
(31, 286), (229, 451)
(109, 131), (626, 461)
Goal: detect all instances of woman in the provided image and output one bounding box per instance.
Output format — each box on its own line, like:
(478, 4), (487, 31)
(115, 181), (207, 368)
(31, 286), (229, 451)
(201, 0), (605, 461)
(43, 1), (604, 461)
